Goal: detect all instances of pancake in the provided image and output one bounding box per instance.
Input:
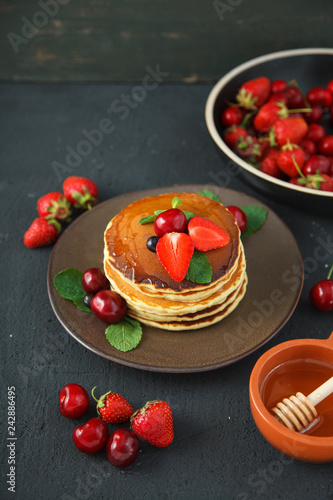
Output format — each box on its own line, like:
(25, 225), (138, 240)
(127, 275), (248, 331)
(104, 191), (247, 331)
(103, 241), (246, 315)
(104, 192), (240, 293)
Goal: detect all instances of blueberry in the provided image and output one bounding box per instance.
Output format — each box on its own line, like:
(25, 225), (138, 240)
(146, 236), (160, 252)
(83, 293), (94, 307)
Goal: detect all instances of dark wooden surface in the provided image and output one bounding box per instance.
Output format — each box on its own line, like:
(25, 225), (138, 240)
(1, 0), (332, 82)
(1, 82), (332, 500)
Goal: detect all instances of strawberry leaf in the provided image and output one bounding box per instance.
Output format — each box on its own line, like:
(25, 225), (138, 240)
(241, 205), (268, 238)
(105, 316), (142, 352)
(186, 250), (213, 284)
(54, 268), (90, 312)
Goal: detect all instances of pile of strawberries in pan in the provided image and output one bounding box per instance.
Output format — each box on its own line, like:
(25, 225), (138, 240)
(221, 77), (333, 192)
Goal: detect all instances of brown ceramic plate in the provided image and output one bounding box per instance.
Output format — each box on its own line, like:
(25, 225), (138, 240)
(47, 184), (303, 373)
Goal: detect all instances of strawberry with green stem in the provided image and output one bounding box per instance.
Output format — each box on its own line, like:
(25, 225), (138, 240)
(253, 102), (312, 133)
(269, 117), (308, 147)
(131, 400), (174, 448)
(24, 217), (59, 248)
(236, 76), (271, 110)
(63, 176), (98, 210)
(277, 141), (306, 177)
(92, 386), (133, 424)
(37, 191), (72, 231)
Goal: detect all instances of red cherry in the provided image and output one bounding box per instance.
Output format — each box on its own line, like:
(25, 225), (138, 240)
(72, 418), (109, 454)
(90, 290), (127, 323)
(327, 80), (333, 95)
(303, 106), (323, 124)
(221, 106), (243, 128)
(306, 87), (333, 109)
(154, 208), (188, 237)
(82, 268), (109, 294)
(226, 206), (247, 234)
(271, 79), (288, 93)
(303, 155), (331, 176)
(305, 124), (326, 144)
(59, 383), (90, 419)
(299, 139), (317, 157)
(284, 86), (305, 109)
(267, 92), (288, 105)
(106, 429), (140, 468)
(309, 266), (333, 312)
(318, 136), (333, 156)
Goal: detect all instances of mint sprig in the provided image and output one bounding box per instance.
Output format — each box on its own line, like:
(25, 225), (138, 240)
(139, 196), (195, 225)
(54, 268), (144, 352)
(105, 316), (142, 352)
(186, 250), (213, 284)
(241, 205), (267, 238)
(199, 189), (267, 238)
(54, 268), (90, 312)
(198, 189), (221, 202)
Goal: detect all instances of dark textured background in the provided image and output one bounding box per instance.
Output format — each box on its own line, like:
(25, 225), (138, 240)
(1, 0), (333, 498)
(1, 83), (332, 500)
(1, 0), (333, 82)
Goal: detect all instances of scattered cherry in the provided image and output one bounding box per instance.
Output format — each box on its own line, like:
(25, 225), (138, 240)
(90, 290), (127, 323)
(59, 383), (90, 419)
(154, 208), (188, 237)
(82, 268), (109, 294)
(309, 265), (333, 312)
(72, 417), (109, 454)
(106, 429), (140, 468)
(146, 236), (160, 252)
(226, 206), (247, 234)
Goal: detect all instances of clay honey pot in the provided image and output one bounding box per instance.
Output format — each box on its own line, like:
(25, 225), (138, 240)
(249, 331), (333, 463)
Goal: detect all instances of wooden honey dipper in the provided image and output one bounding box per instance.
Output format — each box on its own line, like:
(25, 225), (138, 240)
(271, 376), (333, 432)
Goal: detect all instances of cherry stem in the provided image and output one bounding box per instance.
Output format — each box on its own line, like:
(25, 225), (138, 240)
(291, 154), (305, 179)
(327, 265), (333, 280)
(91, 386), (99, 402)
(288, 108), (312, 113)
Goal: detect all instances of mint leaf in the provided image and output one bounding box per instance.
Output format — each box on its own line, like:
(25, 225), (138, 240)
(186, 250), (213, 284)
(139, 209), (165, 225)
(105, 316), (143, 352)
(172, 196), (182, 208)
(183, 210), (196, 220)
(241, 205), (268, 238)
(199, 189), (221, 203)
(54, 268), (90, 312)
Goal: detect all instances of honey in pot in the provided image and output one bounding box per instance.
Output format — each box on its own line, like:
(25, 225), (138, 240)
(261, 358), (333, 437)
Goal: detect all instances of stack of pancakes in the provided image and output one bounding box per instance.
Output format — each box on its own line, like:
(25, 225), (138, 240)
(104, 192), (247, 331)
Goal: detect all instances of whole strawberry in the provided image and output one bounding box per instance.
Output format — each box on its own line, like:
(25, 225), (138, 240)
(92, 387), (133, 424)
(37, 191), (72, 230)
(271, 117), (308, 147)
(236, 76), (271, 110)
(63, 176), (98, 210)
(24, 217), (59, 248)
(223, 125), (247, 151)
(277, 142), (306, 178)
(131, 400), (174, 448)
